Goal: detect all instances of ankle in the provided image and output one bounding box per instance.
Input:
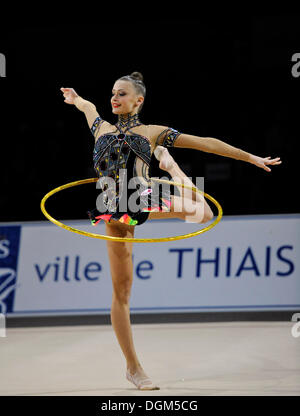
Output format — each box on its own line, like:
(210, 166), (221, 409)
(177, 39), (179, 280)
(127, 363), (142, 374)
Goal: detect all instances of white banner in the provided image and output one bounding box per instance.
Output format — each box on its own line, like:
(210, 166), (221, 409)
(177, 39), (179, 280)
(0, 214), (299, 316)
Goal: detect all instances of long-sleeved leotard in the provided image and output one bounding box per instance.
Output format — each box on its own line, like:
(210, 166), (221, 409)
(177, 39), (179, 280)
(74, 96), (252, 226)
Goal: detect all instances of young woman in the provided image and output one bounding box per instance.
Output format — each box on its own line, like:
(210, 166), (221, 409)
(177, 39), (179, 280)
(60, 72), (281, 390)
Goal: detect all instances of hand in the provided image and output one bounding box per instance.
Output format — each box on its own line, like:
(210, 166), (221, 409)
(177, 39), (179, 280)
(249, 155), (282, 172)
(60, 87), (79, 105)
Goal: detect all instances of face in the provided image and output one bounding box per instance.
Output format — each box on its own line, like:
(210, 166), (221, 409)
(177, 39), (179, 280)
(111, 80), (144, 115)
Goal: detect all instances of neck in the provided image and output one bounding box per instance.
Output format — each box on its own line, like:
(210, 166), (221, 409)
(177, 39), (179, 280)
(116, 112), (141, 132)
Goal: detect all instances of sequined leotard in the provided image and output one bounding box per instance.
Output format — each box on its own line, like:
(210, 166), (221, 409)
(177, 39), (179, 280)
(73, 96), (252, 226)
(87, 113), (181, 226)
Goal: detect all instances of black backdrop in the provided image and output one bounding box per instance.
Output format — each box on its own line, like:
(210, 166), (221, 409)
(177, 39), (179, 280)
(1, 16), (299, 222)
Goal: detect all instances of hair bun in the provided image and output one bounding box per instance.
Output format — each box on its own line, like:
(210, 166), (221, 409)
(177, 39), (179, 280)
(130, 71), (144, 82)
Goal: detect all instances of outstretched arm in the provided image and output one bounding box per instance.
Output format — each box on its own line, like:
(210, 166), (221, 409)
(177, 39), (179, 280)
(60, 88), (104, 136)
(174, 133), (282, 173)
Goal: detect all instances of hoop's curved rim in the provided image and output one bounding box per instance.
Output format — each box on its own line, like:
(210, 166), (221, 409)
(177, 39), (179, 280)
(40, 178), (223, 243)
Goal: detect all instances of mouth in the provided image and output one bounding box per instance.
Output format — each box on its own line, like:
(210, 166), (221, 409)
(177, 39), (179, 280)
(112, 103), (121, 108)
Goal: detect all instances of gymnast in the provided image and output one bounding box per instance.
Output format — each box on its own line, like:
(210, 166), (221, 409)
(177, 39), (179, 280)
(60, 72), (281, 390)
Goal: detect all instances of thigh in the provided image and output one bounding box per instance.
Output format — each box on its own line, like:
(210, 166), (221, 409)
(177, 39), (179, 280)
(148, 195), (205, 222)
(105, 221), (135, 286)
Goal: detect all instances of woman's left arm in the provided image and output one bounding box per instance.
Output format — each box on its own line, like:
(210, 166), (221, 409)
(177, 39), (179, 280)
(174, 133), (282, 173)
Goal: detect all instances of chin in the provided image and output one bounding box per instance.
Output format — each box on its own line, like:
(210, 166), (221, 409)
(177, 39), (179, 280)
(112, 107), (130, 115)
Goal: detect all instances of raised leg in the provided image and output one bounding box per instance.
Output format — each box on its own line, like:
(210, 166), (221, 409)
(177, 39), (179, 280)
(149, 146), (214, 223)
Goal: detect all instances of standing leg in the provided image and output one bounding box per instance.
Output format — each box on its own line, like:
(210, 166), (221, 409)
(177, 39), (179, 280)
(105, 220), (159, 390)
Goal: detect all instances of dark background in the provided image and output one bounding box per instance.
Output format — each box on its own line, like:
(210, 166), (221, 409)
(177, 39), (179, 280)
(1, 16), (299, 223)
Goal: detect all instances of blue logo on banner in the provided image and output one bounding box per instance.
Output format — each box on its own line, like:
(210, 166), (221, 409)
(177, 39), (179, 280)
(0, 226), (21, 313)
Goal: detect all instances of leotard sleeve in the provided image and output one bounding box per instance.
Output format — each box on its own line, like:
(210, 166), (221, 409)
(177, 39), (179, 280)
(155, 127), (182, 148)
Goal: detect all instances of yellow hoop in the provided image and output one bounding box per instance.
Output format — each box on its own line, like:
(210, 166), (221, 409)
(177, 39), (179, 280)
(40, 177), (223, 243)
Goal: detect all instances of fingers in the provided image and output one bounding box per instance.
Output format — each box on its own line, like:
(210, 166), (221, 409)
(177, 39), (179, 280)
(61, 87), (72, 104)
(265, 157), (282, 165)
(61, 87), (72, 98)
(61, 88), (71, 96)
(262, 156), (282, 172)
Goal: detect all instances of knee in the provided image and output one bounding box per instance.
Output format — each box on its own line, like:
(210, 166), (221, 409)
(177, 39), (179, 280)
(185, 205), (213, 224)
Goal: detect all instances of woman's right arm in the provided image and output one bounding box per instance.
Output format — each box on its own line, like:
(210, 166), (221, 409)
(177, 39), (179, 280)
(60, 88), (110, 140)
(60, 87), (99, 128)
(74, 96), (100, 129)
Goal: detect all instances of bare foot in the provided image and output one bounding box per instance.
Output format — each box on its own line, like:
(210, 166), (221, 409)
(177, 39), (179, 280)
(153, 146), (175, 171)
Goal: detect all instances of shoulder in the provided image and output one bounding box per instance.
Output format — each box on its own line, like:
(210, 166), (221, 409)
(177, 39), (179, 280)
(148, 124), (181, 147)
(148, 124), (170, 141)
(91, 118), (115, 141)
(99, 120), (115, 132)
(149, 124), (170, 135)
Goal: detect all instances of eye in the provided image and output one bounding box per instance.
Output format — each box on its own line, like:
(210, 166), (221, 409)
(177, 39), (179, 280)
(111, 92), (126, 96)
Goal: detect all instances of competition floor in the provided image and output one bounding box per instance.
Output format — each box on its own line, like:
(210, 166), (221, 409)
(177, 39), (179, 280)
(0, 321), (299, 396)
